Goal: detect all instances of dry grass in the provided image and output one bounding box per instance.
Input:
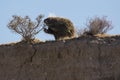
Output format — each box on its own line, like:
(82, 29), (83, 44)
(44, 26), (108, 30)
(94, 34), (113, 37)
(78, 16), (113, 36)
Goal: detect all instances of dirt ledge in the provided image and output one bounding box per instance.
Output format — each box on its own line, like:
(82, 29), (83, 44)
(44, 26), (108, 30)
(0, 36), (120, 80)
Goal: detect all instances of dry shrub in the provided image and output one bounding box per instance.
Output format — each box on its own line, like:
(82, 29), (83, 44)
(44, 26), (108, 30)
(80, 16), (113, 36)
(8, 15), (44, 43)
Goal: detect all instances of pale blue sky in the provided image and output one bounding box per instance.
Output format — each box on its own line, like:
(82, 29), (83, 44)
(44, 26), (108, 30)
(0, 0), (120, 44)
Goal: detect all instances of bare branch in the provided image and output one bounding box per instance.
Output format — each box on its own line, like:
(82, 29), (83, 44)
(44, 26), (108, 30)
(79, 16), (113, 36)
(8, 14), (44, 42)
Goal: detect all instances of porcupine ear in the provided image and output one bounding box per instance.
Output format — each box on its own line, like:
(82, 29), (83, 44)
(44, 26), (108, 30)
(44, 18), (49, 23)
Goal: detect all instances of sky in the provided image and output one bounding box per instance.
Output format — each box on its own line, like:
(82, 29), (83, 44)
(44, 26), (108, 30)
(0, 0), (120, 44)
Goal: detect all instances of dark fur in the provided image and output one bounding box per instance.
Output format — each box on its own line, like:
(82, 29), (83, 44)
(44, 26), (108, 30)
(44, 17), (75, 40)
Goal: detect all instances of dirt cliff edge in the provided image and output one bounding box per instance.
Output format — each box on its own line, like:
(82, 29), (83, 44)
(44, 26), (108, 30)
(0, 36), (120, 80)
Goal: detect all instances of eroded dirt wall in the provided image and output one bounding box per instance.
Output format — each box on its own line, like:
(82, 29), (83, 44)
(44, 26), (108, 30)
(0, 36), (120, 80)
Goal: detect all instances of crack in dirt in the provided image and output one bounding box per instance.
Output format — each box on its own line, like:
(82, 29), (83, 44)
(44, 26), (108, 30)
(16, 43), (37, 80)
(98, 45), (102, 79)
(30, 44), (37, 62)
